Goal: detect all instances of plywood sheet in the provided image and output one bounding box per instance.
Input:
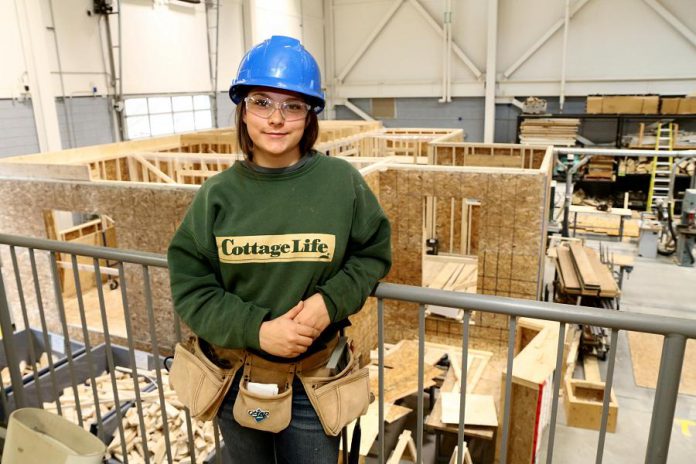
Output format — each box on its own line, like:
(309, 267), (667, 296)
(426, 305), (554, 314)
(369, 340), (440, 403)
(627, 331), (696, 396)
(440, 393), (498, 427)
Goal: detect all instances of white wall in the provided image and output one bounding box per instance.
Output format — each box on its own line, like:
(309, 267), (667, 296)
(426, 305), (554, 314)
(0, 1), (31, 99)
(40, 0), (111, 97)
(330, 0), (696, 99)
(118, 0), (211, 95)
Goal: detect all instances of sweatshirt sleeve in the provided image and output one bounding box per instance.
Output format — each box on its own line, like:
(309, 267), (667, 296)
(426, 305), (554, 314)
(316, 171), (392, 322)
(167, 187), (271, 350)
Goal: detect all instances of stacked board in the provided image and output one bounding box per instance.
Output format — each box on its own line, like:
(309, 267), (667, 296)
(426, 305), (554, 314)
(519, 118), (580, 146)
(584, 156), (615, 180)
(554, 243), (619, 297)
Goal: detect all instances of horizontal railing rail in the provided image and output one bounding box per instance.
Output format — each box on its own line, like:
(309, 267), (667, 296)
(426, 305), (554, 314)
(0, 233), (692, 464)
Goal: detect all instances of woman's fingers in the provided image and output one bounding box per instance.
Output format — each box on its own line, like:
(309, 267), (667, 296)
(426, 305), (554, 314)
(295, 322), (320, 339)
(283, 301), (304, 319)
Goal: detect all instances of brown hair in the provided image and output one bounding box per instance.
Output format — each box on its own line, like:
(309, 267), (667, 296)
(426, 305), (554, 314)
(235, 94), (319, 161)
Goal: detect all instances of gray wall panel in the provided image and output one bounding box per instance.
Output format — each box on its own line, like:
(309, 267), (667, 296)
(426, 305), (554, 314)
(0, 100), (39, 158)
(216, 92), (237, 129)
(56, 97), (115, 149)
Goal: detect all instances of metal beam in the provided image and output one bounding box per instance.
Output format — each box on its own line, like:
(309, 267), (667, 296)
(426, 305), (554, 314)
(337, 0), (405, 82)
(323, 0), (337, 119)
(483, 0), (498, 143)
(559, 0), (571, 111)
(495, 97), (525, 110)
(502, 0), (592, 79)
(642, 0), (696, 50)
(408, 0), (482, 79)
(341, 99), (375, 121)
(555, 147), (696, 157)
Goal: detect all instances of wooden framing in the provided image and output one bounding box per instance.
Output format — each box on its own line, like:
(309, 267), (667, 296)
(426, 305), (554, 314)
(0, 125), (552, 365)
(562, 327), (618, 433)
(429, 142), (549, 169)
(496, 318), (560, 464)
(379, 148), (553, 348)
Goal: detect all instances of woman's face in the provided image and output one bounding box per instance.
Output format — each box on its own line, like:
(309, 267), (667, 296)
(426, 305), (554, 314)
(243, 88), (308, 167)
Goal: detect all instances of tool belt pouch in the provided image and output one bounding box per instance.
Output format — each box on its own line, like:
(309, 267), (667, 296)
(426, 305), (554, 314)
(233, 354), (294, 433)
(168, 337), (237, 422)
(300, 348), (370, 436)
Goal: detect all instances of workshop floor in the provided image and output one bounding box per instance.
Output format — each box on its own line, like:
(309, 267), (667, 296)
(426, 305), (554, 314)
(537, 240), (696, 464)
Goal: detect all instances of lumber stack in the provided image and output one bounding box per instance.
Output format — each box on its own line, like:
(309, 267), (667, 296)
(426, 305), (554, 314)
(554, 242), (619, 298)
(519, 118), (580, 146)
(584, 156), (615, 180)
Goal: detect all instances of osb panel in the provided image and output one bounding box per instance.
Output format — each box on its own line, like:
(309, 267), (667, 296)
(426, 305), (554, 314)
(380, 168), (547, 345)
(497, 380), (540, 464)
(346, 297), (377, 367)
(0, 178), (196, 351)
(435, 198), (452, 253)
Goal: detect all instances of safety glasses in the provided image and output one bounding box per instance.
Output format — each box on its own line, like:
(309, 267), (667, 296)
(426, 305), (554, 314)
(244, 95), (311, 121)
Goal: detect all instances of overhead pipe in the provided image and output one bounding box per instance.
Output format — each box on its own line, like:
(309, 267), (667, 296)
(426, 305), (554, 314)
(555, 147), (696, 157)
(483, 0), (498, 143)
(438, 1), (447, 103)
(446, 0), (452, 101)
(438, 0), (452, 103)
(559, 0), (570, 111)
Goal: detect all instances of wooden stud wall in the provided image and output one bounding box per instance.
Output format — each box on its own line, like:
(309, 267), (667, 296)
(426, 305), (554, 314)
(430, 143), (548, 170)
(379, 160), (551, 349)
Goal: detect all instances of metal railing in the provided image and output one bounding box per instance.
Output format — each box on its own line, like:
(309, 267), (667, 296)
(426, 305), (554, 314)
(1, 233), (694, 464)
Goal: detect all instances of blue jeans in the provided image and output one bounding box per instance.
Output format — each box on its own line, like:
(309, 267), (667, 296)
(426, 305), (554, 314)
(217, 370), (340, 464)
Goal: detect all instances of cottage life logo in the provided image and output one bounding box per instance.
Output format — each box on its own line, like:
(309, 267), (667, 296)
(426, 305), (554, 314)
(216, 234), (336, 264)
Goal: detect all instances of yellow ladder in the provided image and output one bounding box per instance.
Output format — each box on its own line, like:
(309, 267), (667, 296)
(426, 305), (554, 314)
(646, 122), (675, 211)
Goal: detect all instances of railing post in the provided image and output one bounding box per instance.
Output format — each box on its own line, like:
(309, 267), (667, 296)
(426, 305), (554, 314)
(645, 333), (686, 464)
(0, 254), (25, 410)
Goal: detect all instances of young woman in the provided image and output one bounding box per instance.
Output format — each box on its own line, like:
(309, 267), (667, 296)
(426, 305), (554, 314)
(167, 36), (391, 463)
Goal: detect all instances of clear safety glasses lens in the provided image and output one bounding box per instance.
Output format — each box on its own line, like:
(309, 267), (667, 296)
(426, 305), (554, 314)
(245, 96), (310, 121)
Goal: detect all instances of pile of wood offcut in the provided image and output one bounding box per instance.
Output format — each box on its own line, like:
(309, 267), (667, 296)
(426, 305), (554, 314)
(44, 367), (217, 463)
(618, 157), (695, 176)
(1, 353), (57, 386)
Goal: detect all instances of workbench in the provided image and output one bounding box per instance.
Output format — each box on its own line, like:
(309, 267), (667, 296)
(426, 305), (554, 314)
(569, 205), (633, 241)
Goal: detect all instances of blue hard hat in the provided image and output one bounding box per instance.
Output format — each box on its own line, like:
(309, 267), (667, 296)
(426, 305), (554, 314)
(229, 36), (325, 114)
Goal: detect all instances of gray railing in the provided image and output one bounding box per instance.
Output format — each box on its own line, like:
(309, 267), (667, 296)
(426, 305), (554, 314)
(0, 233), (694, 464)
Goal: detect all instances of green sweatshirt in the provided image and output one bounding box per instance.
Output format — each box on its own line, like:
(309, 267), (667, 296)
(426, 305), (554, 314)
(167, 152), (392, 355)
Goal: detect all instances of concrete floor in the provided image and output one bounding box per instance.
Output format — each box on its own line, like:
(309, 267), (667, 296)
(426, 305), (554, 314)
(537, 241), (696, 464)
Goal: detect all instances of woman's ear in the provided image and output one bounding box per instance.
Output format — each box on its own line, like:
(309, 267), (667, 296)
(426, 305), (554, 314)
(242, 106), (247, 124)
